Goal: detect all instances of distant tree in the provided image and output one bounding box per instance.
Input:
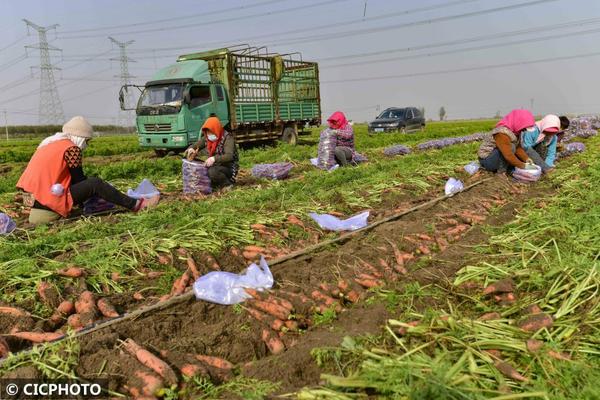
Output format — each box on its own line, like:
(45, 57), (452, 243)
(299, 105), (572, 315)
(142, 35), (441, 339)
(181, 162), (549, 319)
(439, 106), (446, 121)
(494, 110), (502, 119)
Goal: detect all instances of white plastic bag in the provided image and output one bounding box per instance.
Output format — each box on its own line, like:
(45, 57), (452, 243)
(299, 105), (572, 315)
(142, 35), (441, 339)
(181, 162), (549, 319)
(309, 211), (369, 231)
(513, 164), (542, 182)
(193, 256), (274, 305)
(444, 178), (464, 196)
(464, 162), (480, 175)
(127, 178), (160, 199)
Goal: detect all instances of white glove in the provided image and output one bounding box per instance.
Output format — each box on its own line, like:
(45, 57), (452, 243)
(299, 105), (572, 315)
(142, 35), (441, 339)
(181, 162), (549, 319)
(183, 147), (198, 160)
(524, 159), (538, 170)
(205, 156), (216, 167)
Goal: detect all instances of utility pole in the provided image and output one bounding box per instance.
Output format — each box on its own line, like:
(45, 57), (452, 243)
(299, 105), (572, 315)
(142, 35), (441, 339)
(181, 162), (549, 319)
(23, 19), (65, 125)
(109, 37), (135, 131)
(3, 110), (8, 141)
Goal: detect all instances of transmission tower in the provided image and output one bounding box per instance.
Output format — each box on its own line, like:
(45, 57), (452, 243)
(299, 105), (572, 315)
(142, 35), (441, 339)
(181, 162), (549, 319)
(109, 37), (135, 130)
(23, 19), (65, 125)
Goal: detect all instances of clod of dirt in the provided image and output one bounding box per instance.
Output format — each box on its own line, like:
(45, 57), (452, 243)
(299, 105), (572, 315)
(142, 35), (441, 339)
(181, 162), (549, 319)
(494, 361), (528, 382)
(478, 312), (501, 321)
(526, 339), (544, 353)
(483, 277), (515, 295)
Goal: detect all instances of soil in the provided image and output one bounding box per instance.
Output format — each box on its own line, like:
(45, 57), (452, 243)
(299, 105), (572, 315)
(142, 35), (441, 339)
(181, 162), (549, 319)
(0, 173), (556, 398)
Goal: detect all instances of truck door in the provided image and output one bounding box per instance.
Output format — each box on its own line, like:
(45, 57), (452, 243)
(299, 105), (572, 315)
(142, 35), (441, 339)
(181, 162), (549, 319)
(187, 85), (215, 142)
(213, 84), (229, 126)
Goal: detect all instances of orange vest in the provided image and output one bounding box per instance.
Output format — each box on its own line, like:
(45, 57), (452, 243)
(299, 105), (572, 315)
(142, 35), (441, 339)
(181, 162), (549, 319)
(17, 139), (74, 217)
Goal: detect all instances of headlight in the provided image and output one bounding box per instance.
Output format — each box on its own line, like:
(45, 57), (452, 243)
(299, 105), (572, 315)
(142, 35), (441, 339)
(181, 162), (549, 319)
(388, 123), (398, 127)
(172, 135), (185, 143)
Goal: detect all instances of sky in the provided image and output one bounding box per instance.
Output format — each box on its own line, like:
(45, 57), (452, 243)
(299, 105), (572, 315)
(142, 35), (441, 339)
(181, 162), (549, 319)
(1, 0), (599, 125)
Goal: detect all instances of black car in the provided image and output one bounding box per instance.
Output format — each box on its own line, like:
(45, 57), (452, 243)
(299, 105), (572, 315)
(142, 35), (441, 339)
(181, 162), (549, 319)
(368, 107), (425, 133)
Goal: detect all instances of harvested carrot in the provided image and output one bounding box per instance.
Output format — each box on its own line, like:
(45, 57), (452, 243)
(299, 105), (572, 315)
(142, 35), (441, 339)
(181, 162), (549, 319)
(243, 245), (265, 253)
(354, 277), (382, 289)
(110, 272), (121, 281)
(146, 271), (165, 279)
(75, 291), (96, 315)
(251, 223), (268, 233)
(132, 370), (164, 397)
(157, 253), (172, 265)
(485, 349), (502, 359)
(97, 298), (119, 318)
(526, 339), (544, 353)
(170, 270), (190, 296)
(358, 260), (383, 278)
(417, 233), (433, 241)
(517, 313), (553, 332)
(0, 337), (10, 358)
(67, 314), (83, 329)
(10, 331), (63, 343)
(249, 300), (290, 321)
(0, 306), (31, 318)
(204, 254), (221, 271)
(56, 266), (85, 278)
(416, 245), (431, 255)
(37, 281), (55, 305)
(494, 361), (528, 382)
(525, 304), (542, 314)
(133, 292), (145, 301)
(446, 224), (469, 236)
(176, 247), (188, 257)
(357, 273), (381, 282)
(385, 238), (409, 275)
(402, 235), (420, 245)
(319, 283), (341, 298)
(494, 292), (516, 305)
(243, 250), (260, 260)
(478, 312), (501, 321)
(122, 338), (178, 385)
(483, 278), (515, 295)
(230, 247), (242, 258)
(49, 300), (75, 324)
(287, 215), (305, 228)
(261, 328), (285, 355)
(186, 256), (201, 280)
(547, 350), (571, 361)
(195, 355), (233, 370)
(180, 363), (209, 378)
(310, 290), (338, 308)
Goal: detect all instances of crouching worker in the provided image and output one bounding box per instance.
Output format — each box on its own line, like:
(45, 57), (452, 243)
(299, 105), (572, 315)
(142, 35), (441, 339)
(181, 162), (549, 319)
(183, 116), (239, 189)
(520, 114), (561, 173)
(17, 116), (159, 225)
(478, 109), (535, 174)
(327, 111), (357, 167)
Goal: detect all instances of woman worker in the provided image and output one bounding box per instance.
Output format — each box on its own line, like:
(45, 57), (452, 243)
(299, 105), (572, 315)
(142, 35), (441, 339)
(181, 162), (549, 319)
(327, 111), (357, 167)
(520, 114), (561, 173)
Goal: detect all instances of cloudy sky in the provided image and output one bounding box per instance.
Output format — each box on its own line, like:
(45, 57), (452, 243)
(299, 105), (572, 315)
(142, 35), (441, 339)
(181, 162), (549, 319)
(1, 0), (599, 125)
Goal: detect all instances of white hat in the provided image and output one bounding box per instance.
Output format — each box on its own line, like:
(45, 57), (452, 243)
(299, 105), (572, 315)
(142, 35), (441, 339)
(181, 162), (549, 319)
(62, 116), (94, 138)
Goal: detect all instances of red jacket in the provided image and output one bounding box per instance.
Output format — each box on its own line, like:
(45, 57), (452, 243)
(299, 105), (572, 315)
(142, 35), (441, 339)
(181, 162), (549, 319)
(17, 139), (74, 217)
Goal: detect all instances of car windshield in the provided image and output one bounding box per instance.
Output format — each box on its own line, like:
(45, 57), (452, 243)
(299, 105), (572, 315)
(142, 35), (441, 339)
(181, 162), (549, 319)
(378, 109), (406, 119)
(139, 84), (183, 107)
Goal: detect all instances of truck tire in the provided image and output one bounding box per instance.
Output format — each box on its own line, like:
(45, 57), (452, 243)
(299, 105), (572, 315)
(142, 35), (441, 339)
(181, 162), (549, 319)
(281, 125), (298, 145)
(154, 149), (168, 157)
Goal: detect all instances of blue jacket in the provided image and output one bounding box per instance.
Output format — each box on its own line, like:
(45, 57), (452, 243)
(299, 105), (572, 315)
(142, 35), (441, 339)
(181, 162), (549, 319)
(521, 127), (557, 167)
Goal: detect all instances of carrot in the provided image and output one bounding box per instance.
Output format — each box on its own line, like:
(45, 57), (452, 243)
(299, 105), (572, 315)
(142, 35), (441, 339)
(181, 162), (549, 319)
(354, 277), (382, 289)
(176, 247), (188, 257)
(402, 235), (420, 245)
(385, 238), (409, 274)
(416, 245), (431, 255)
(49, 300), (75, 324)
(261, 328), (285, 355)
(67, 313), (83, 329)
(319, 283), (341, 298)
(146, 271), (165, 279)
(278, 290), (312, 305)
(483, 278), (515, 295)
(111, 272), (121, 281)
(157, 253), (172, 265)
(195, 355), (233, 370)
(37, 281), (54, 305)
(485, 349), (502, 359)
(0, 306), (31, 318)
(493, 292), (516, 305)
(357, 273), (381, 282)
(287, 215), (305, 228)
(436, 237), (449, 251)
(133, 292), (145, 301)
(243, 245), (265, 253)
(243, 250), (260, 260)
(180, 363), (209, 378)
(444, 218), (460, 226)
(0, 337), (10, 358)
(186, 256), (201, 280)
(204, 254), (221, 271)
(122, 338), (178, 385)
(56, 266), (85, 278)
(517, 313), (553, 332)
(417, 234), (433, 241)
(97, 298), (119, 318)
(547, 350), (571, 361)
(358, 260), (383, 278)
(251, 223), (268, 233)
(249, 300), (290, 321)
(10, 331), (64, 343)
(170, 270), (190, 296)
(310, 290), (339, 307)
(526, 339), (544, 353)
(75, 291), (96, 315)
(132, 370), (164, 397)
(525, 304), (542, 314)
(446, 224), (469, 236)
(494, 361), (528, 382)
(478, 312), (501, 321)
(230, 247), (242, 258)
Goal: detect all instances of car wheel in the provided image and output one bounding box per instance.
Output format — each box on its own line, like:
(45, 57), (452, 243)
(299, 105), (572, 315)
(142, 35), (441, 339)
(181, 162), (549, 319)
(280, 125), (298, 145)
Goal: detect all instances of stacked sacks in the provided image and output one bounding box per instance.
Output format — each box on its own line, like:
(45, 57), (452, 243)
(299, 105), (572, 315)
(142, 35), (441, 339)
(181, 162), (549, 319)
(416, 132), (487, 151)
(383, 144), (412, 156)
(562, 116), (598, 142)
(557, 142), (585, 159)
(182, 159), (212, 195)
(317, 128), (337, 170)
(251, 163), (294, 180)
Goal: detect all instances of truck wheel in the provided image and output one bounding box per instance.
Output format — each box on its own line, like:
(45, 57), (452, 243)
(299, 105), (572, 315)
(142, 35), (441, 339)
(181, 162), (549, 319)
(398, 127), (406, 134)
(281, 125), (298, 145)
(154, 149), (168, 157)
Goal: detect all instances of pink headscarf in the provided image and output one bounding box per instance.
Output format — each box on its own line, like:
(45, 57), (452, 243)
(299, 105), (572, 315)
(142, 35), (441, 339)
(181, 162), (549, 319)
(535, 114), (560, 134)
(327, 111), (348, 130)
(496, 109), (535, 134)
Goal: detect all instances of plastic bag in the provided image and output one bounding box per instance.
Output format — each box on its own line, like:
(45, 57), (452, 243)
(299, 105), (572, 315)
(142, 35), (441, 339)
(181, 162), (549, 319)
(513, 164), (542, 182)
(0, 213), (16, 235)
(311, 157), (339, 172)
(444, 178), (464, 196)
(127, 178), (160, 199)
(352, 152), (368, 164)
(83, 196), (115, 215)
(309, 211), (369, 231)
(557, 142), (585, 159)
(383, 144), (411, 156)
(193, 256), (274, 305)
(317, 128), (337, 170)
(251, 162), (294, 180)
(182, 159), (212, 195)
(464, 162), (480, 175)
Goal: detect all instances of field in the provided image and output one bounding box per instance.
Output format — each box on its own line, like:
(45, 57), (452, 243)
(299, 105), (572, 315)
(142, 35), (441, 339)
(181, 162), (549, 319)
(0, 120), (598, 399)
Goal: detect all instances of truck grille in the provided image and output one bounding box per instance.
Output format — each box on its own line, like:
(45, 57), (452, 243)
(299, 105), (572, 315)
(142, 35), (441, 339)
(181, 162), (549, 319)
(144, 123), (171, 132)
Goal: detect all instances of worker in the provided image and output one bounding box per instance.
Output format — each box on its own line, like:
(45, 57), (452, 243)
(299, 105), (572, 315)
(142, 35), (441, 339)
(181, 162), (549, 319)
(327, 111), (357, 167)
(478, 109), (536, 174)
(183, 116), (239, 189)
(17, 116), (160, 225)
(556, 116), (570, 151)
(520, 114), (561, 173)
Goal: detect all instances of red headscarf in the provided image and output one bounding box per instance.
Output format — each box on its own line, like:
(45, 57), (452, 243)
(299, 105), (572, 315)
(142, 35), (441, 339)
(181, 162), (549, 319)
(201, 116), (225, 157)
(327, 111), (348, 130)
(495, 109), (535, 134)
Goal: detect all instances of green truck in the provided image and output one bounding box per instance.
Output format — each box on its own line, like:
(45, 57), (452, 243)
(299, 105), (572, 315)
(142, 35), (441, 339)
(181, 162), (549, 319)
(119, 46), (321, 156)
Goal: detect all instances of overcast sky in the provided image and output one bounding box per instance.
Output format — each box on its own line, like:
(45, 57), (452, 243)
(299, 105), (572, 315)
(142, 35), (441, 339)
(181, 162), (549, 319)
(1, 0), (599, 125)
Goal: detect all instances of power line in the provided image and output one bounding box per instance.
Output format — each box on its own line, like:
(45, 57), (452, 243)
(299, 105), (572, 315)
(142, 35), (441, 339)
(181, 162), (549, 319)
(58, 0), (289, 34)
(266, 0), (561, 47)
(56, 0), (350, 39)
(321, 49), (600, 84)
(0, 34), (27, 53)
(0, 53), (28, 73)
(321, 25), (600, 69)
(23, 19), (65, 124)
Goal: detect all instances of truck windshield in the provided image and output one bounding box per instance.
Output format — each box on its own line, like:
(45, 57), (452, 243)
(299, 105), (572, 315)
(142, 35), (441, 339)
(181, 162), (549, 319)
(139, 84), (183, 107)
(378, 109), (406, 119)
